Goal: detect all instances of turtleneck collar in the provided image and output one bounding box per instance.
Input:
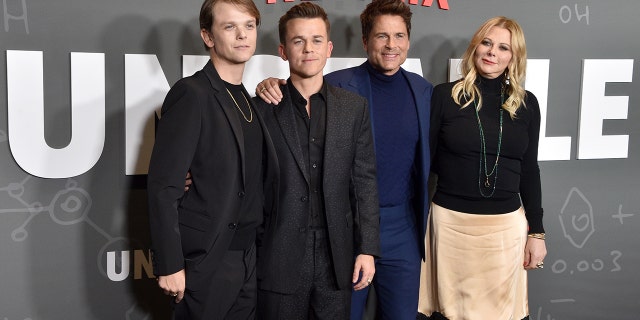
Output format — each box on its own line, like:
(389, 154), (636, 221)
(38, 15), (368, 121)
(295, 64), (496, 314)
(365, 60), (403, 83)
(477, 75), (504, 96)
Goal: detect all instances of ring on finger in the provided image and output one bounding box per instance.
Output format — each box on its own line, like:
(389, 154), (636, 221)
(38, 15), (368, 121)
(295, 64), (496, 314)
(260, 86), (266, 93)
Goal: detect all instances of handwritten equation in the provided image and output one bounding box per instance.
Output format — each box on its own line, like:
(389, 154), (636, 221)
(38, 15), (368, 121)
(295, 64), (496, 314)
(559, 4), (589, 25)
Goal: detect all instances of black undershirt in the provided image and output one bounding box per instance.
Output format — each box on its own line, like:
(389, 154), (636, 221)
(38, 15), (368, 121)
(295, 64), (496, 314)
(224, 81), (264, 249)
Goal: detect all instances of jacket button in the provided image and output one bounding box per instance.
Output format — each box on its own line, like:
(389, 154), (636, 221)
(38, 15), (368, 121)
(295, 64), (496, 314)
(238, 191), (245, 197)
(300, 196), (308, 202)
(228, 223), (237, 229)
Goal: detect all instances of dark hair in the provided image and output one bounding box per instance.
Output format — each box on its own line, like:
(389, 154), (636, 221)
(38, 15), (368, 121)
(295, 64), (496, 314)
(278, 2), (330, 44)
(199, 0), (261, 50)
(360, 0), (412, 40)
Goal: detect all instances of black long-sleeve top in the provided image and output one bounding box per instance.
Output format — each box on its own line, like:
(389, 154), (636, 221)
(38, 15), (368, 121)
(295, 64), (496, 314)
(430, 76), (544, 233)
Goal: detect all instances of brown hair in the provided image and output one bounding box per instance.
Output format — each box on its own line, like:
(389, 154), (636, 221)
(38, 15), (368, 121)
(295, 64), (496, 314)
(199, 0), (261, 50)
(360, 0), (412, 40)
(278, 2), (330, 44)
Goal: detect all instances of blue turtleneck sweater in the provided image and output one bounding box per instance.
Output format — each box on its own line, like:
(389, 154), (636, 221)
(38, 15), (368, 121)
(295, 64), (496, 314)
(366, 61), (419, 208)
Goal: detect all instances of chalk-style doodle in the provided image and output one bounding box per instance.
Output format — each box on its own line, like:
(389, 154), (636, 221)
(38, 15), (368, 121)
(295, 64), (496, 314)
(612, 204), (634, 224)
(550, 299), (576, 303)
(534, 306), (557, 320)
(0, 177), (91, 241)
(559, 4), (590, 25)
(559, 187), (595, 248)
(551, 250), (622, 274)
(1, 176), (153, 318)
(551, 250), (623, 275)
(0, 176), (152, 279)
(2, 0), (29, 33)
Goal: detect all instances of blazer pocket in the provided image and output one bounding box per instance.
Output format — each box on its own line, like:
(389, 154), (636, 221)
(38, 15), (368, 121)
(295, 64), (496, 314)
(178, 207), (212, 232)
(179, 208), (213, 261)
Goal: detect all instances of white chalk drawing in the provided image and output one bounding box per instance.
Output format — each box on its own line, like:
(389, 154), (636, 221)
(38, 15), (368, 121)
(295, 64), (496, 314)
(0, 176), (153, 318)
(559, 4), (590, 25)
(0, 177), (92, 241)
(2, 0), (29, 33)
(559, 187), (595, 249)
(612, 204), (634, 224)
(551, 250), (622, 275)
(534, 306), (557, 320)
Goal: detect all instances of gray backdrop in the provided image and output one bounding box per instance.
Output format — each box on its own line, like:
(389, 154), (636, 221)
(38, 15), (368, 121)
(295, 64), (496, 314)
(1, 0), (638, 319)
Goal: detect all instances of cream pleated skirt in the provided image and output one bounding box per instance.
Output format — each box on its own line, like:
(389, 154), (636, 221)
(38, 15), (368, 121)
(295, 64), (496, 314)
(418, 203), (529, 320)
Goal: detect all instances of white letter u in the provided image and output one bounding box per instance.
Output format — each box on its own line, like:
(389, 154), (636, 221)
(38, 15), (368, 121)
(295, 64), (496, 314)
(7, 50), (105, 178)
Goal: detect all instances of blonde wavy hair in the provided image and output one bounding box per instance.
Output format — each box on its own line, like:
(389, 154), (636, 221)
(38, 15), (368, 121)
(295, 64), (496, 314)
(452, 16), (527, 119)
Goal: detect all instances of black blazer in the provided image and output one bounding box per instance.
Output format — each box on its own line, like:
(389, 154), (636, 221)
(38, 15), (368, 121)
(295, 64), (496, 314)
(147, 60), (278, 292)
(255, 82), (380, 294)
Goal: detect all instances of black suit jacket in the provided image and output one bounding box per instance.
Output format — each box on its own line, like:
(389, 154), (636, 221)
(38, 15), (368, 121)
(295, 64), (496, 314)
(147, 60), (278, 292)
(255, 81), (380, 294)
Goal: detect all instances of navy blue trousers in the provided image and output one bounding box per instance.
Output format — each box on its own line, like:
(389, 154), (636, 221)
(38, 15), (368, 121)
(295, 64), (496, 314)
(350, 202), (421, 320)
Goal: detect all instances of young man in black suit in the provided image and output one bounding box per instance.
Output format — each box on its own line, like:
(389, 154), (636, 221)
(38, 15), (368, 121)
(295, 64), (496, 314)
(254, 3), (380, 319)
(147, 0), (278, 318)
(257, 2), (432, 318)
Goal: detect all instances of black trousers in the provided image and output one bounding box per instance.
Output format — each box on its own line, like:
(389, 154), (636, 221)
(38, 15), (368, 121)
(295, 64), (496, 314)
(258, 229), (350, 319)
(173, 243), (257, 320)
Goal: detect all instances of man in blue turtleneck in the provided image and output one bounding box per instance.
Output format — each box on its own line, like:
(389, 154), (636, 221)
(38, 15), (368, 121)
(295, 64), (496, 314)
(325, 1), (432, 319)
(256, 1), (432, 319)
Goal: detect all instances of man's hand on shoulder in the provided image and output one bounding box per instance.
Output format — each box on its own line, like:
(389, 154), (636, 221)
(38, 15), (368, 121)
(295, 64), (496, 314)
(256, 78), (286, 105)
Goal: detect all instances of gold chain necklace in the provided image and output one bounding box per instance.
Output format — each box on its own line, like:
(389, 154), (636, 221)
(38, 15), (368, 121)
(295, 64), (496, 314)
(225, 88), (253, 123)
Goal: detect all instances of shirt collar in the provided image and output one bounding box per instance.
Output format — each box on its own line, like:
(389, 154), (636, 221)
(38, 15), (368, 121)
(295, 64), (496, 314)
(286, 78), (328, 105)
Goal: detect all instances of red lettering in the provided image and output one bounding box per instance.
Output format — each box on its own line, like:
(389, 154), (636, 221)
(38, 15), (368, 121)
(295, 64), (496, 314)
(266, 0), (450, 10)
(420, 0), (450, 10)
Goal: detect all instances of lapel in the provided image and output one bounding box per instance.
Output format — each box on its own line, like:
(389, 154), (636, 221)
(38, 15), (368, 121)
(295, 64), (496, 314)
(202, 60), (246, 185)
(273, 85), (310, 184)
(401, 68), (429, 128)
(401, 68), (430, 166)
(348, 62), (376, 147)
(323, 86), (345, 172)
(349, 63), (373, 110)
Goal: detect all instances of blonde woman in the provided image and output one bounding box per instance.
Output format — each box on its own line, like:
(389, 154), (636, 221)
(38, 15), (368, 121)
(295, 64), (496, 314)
(420, 16), (547, 320)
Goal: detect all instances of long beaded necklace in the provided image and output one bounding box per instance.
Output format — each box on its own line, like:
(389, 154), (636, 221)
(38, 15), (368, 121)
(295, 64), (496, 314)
(226, 88), (253, 123)
(474, 92), (504, 198)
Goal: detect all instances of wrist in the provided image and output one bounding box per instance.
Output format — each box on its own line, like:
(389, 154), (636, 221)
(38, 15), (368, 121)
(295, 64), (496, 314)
(528, 233), (545, 240)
